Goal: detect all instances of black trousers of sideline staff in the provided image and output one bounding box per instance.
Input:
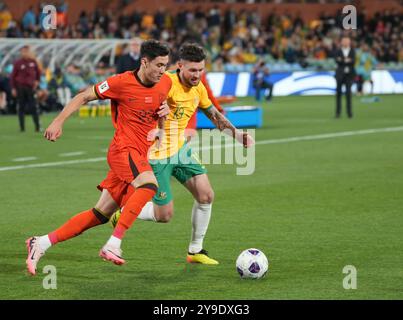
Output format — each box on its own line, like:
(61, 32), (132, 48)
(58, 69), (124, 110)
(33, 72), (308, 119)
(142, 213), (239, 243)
(16, 86), (40, 132)
(335, 76), (353, 118)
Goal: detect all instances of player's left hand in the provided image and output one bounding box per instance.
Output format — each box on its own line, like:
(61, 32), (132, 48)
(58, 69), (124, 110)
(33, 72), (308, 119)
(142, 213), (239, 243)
(157, 100), (170, 118)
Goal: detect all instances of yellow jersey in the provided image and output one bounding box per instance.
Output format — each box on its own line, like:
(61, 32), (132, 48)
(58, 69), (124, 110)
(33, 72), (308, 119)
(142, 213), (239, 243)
(149, 70), (212, 160)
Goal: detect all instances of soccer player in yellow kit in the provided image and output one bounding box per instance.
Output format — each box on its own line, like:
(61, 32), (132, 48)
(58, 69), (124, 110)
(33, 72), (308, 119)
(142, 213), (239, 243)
(112, 43), (254, 264)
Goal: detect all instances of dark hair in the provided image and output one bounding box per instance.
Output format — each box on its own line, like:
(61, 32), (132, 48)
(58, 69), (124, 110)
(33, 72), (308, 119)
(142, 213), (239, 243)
(178, 42), (206, 62)
(140, 39), (170, 61)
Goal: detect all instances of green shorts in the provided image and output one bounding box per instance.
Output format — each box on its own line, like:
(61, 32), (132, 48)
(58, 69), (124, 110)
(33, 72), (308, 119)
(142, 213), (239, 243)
(150, 144), (207, 206)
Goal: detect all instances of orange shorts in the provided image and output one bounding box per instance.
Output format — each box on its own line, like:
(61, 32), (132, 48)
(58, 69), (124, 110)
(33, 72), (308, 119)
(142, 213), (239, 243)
(97, 144), (151, 207)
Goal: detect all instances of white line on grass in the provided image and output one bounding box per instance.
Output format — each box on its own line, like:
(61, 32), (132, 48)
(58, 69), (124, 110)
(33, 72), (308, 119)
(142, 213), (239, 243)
(198, 126), (403, 151)
(59, 151), (86, 157)
(0, 157), (105, 172)
(12, 157), (38, 162)
(256, 126), (403, 146)
(1, 126), (403, 172)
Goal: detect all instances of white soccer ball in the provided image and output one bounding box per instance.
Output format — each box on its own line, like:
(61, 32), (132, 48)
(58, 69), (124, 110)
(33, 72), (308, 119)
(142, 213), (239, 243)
(236, 248), (269, 279)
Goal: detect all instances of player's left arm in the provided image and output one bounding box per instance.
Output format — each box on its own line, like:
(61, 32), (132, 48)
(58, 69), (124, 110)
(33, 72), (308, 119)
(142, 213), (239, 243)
(202, 106), (255, 148)
(148, 100), (168, 148)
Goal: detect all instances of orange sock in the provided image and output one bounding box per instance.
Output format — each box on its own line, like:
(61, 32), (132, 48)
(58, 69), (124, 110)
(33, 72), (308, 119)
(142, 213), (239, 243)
(113, 184), (157, 239)
(48, 208), (109, 244)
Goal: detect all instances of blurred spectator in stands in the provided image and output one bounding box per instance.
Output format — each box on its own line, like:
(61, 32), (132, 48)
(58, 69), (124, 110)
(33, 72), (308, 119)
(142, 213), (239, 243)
(116, 37), (142, 73)
(10, 45), (41, 132)
(0, 73), (7, 114)
(22, 6), (36, 34)
(1, 5), (402, 71)
(335, 36), (356, 118)
(64, 63), (86, 96)
(78, 11), (90, 38)
(56, 0), (68, 28)
(48, 67), (70, 107)
(89, 61), (110, 85)
(36, 70), (51, 112)
(252, 59), (273, 102)
(0, 3), (12, 36)
(5, 20), (22, 38)
(57, 0), (68, 13)
(141, 11), (154, 30)
(0, 91), (6, 114)
(0, 64), (14, 113)
(211, 54), (226, 72)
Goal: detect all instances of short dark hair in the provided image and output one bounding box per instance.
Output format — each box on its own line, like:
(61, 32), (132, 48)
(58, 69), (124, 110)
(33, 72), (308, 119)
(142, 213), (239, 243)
(140, 39), (170, 61)
(178, 43), (206, 63)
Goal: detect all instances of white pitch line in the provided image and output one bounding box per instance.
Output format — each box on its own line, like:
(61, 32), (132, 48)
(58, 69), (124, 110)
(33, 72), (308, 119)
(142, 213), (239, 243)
(255, 126), (403, 146)
(199, 125), (403, 151)
(59, 151), (86, 157)
(12, 157), (38, 162)
(1, 126), (403, 172)
(0, 157), (105, 172)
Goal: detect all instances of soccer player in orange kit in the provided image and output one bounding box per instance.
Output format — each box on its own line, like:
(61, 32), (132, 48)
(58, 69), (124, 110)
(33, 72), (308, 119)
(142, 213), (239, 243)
(25, 40), (172, 275)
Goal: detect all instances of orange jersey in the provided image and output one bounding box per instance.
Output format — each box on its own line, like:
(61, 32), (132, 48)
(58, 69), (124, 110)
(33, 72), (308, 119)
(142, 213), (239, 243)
(201, 73), (223, 112)
(94, 71), (172, 154)
(186, 73), (224, 130)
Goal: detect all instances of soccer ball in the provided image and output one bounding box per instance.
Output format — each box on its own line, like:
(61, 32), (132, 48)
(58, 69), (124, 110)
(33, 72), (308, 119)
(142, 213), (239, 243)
(236, 248), (269, 279)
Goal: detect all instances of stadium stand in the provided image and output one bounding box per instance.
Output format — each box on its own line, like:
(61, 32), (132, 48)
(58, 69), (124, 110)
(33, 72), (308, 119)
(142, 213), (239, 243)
(0, 0), (402, 114)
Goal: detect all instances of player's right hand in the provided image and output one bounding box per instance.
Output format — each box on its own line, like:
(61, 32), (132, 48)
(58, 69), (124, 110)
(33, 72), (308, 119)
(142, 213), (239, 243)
(44, 121), (63, 142)
(157, 100), (170, 118)
(147, 128), (164, 148)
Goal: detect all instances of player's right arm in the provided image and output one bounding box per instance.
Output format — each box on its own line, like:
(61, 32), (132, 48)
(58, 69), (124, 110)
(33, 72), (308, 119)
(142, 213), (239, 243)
(201, 73), (224, 113)
(44, 86), (97, 142)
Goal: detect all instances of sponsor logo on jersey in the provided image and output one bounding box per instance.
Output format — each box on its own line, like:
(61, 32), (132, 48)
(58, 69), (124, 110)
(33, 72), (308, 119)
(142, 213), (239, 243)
(98, 81), (110, 94)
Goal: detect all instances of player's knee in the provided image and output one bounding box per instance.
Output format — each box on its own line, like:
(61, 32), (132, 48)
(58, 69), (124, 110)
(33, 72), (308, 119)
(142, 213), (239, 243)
(134, 171), (158, 189)
(138, 182), (159, 196)
(196, 189), (214, 204)
(92, 208), (111, 224)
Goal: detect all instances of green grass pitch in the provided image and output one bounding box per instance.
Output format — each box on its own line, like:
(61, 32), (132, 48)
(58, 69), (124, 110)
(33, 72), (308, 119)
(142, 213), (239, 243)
(0, 94), (402, 299)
